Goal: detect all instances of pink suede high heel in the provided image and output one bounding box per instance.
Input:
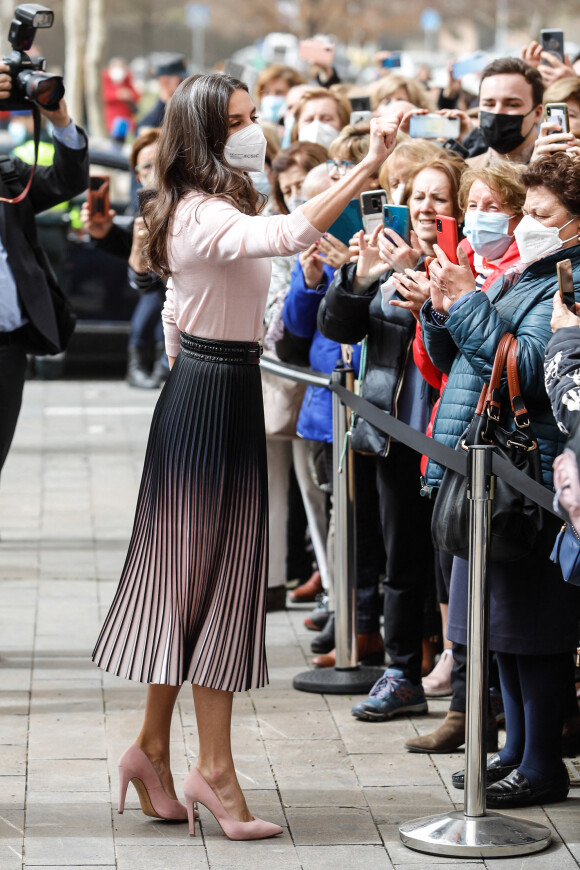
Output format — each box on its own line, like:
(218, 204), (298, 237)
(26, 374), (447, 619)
(118, 745), (189, 821)
(184, 768), (283, 840)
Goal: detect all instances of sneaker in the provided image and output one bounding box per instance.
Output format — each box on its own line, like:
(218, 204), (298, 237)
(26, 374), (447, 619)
(351, 668), (428, 721)
(421, 648), (453, 697)
(489, 686), (505, 727)
(304, 594), (329, 631)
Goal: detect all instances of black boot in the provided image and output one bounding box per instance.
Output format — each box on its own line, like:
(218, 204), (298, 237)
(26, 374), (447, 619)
(126, 346), (157, 389)
(151, 341), (169, 386)
(311, 613), (335, 654)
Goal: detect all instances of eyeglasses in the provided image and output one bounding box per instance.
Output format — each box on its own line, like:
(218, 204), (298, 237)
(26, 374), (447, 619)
(135, 161), (155, 175)
(325, 159), (354, 175)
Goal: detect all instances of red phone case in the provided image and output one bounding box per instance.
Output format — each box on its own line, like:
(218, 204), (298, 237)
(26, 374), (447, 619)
(435, 215), (459, 264)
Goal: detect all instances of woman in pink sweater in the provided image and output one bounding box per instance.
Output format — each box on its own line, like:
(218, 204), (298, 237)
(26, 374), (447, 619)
(92, 72), (400, 841)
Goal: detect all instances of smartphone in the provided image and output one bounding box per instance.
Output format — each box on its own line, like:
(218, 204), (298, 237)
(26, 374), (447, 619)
(350, 109), (372, 126)
(88, 175), (110, 221)
(360, 189), (387, 235)
(383, 204), (410, 245)
(436, 215), (459, 264)
(424, 256), (434, 279)
(299, 39), (335, 67)
(224, 59), (259, 93)
(557, 258), (575, 308)
(545, 102), (570, 134)
(350, 96), (371, 113)
(326, 198), (364, 246)
(451, 51), (489, 80)
(541, 29), (565, 63)
(349, 96), (372, 126)
(381, 53), (401, 68)
(408, 113), (461, 140)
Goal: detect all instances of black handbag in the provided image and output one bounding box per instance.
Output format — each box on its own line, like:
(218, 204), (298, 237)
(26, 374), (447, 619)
(432, 332), (544, 561)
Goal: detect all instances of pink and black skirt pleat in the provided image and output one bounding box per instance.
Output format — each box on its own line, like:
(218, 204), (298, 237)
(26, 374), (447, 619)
(92, 333), (269, 691)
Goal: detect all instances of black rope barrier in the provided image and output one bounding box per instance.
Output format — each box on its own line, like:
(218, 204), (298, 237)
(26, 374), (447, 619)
(260, 356), (559, 517)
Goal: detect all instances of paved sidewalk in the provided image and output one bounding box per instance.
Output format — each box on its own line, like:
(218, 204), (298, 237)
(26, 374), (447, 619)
(0, 380), (578, 870)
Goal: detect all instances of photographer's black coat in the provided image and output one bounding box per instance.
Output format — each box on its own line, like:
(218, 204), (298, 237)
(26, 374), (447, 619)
(0, 126), (89, 349)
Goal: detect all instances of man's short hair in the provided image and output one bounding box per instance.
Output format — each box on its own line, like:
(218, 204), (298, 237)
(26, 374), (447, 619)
(479, 57), (544, 108)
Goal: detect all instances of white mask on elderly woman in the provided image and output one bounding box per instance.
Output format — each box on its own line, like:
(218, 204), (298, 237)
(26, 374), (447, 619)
(513, 214), (579, 264)
(298, 120), (339, 149)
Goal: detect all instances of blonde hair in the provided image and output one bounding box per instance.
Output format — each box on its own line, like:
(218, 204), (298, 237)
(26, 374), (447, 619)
(378, 137), (440, 196)
(329, 121), (371, 164)
(458, 162), (526, 216)
(370, 74), (435, 112)
(291, 87), (352, 141)
(255, 64), (306, 101)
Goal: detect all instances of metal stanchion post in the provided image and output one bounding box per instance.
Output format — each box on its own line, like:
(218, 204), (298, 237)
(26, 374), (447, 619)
(399, 445), (551, 857)
(293, 363), (385, 695)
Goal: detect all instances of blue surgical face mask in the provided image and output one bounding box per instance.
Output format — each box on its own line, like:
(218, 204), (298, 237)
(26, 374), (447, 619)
(281, 114), (295, 148)
(260, 94), (286, 124)
(463, 209), (514, 260)
(249, 170), (271, 197)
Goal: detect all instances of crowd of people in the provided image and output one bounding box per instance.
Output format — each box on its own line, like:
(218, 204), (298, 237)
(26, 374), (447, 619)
(221, 41), (580, 814)
(3, 31), (580, 842)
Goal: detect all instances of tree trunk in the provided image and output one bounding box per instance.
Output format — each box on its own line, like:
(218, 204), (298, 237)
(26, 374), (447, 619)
(63, 0), (88, 126)
(85, 0), (106, 137)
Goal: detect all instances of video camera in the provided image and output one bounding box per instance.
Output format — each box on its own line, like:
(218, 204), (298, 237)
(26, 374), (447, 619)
(1, 4), (64, 111)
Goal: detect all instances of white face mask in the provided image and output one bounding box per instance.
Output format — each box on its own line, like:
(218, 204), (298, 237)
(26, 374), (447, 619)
(390, 183), (405, 205)
(224, 123), (267, 173)
(513, 213), (579, 264)
(109, 66), (126, 84)
(298, 120), (339, 149)
(285, 195), (306, 213)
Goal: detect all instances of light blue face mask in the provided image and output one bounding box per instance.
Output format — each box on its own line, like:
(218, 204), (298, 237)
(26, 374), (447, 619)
(463, 209), (514, 260)
(260, 94), (286, 124)
(281, 114), (295, 148)
(249, 170), (271, 197)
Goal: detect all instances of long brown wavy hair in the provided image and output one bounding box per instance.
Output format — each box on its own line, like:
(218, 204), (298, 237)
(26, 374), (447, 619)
(142, 73), (265, 278)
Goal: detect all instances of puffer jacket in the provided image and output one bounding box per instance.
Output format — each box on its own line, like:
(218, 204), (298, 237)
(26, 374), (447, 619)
(421, 244), (580, 491)
(317, 261), (420, 456)
(281, 259), (360, 443)
(544, 325), (580, 436)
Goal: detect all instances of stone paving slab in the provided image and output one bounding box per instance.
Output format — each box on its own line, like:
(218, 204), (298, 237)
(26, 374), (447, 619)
(0, 381), (578, 869)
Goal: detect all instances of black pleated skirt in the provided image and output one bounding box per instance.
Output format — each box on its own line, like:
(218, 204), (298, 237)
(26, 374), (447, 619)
(92, 333), (269, 691)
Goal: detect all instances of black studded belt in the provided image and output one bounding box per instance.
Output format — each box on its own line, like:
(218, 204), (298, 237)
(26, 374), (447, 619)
(179, 332), (263, 365)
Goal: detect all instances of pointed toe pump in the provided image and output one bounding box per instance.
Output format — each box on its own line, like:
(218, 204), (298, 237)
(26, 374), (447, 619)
(118, 744), (190, 821)
(184, 768), (283, 840)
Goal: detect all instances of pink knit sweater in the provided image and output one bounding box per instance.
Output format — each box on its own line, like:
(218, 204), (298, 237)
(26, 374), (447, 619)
(162, 193), (321, 357)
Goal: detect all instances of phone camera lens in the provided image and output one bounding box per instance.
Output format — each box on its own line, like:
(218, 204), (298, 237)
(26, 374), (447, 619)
(436, 220), (441, 231)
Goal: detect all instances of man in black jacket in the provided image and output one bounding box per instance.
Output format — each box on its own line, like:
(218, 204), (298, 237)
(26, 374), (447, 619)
(0, 63), (89, 473)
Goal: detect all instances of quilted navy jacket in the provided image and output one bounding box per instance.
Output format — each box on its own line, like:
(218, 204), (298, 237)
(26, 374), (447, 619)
(420, 244), (580, 491)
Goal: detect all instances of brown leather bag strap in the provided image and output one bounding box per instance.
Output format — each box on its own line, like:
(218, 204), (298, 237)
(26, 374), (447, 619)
(485, 332), (515, 420)
(506, 337), (531, 428)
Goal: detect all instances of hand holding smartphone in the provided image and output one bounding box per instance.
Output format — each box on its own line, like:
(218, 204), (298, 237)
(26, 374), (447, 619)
(540, 29), (565, 64)
(545, 102), (570, 134)
(435, 215), (459, 264)
(383, 204), (410, 245)
(557, 258), (575, 308)
(88, 175), (110, 222)
(299, 39), (335, 68)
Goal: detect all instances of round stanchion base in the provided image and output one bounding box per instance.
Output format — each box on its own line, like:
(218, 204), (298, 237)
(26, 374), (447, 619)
(292, 665), (385, 695)
(399, 810), (551, 858)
